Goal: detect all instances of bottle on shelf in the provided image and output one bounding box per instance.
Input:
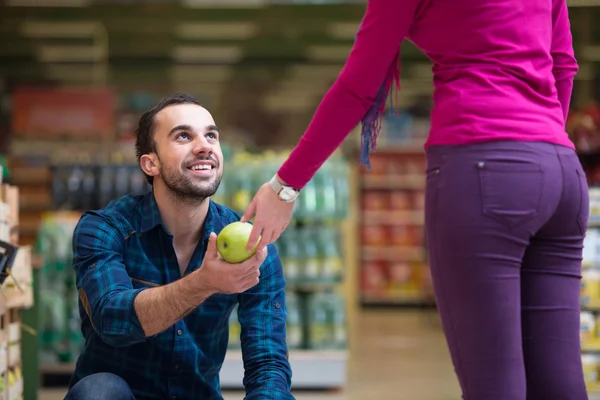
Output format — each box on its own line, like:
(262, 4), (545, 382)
(285, 292), (303, 350)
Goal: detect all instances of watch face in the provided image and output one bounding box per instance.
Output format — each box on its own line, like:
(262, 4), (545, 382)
(280, 187), (298, 202)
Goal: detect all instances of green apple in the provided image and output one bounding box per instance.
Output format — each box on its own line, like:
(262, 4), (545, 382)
(217, 222), (259, 263)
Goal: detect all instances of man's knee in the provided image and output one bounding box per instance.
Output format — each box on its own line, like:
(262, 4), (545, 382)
(65, 373), (134, 400)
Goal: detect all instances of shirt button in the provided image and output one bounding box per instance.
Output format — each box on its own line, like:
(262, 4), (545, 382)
(275, 302), (281, 309)
(177, 329), (183, 335)
(174, 365), (179, 370)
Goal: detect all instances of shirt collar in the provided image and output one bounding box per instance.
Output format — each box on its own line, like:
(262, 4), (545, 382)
(139, 191), (217, 241)
(140, 191), (162, 234)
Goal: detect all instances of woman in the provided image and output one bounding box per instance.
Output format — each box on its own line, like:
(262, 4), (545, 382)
(241, 0), (587, 398)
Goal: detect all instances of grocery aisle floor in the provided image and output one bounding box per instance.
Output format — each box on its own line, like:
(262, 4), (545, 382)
(39, 309), (599, 400)
(38, 310), (461, 400)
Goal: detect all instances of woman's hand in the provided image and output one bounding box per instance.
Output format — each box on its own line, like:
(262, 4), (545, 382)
(241, 182), (295, 252)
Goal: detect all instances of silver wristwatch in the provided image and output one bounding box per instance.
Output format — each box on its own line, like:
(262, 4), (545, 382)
(269, 175), (300, 203)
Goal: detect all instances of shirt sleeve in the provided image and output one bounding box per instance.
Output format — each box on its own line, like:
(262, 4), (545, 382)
(551, 0), (578, 122)
(277, 0), (423, 189)
(238, 245), (294, 400)
(73, 211), (148, 348)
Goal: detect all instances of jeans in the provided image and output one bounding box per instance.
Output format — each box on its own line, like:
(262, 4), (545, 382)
(425, 141), (589, 400)
(64, 372), (136, 400)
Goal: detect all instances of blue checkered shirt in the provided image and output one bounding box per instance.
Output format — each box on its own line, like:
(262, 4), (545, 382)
(69, 191), (293, 400)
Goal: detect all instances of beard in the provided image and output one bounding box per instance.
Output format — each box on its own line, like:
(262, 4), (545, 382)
(158, 155), (222, 206)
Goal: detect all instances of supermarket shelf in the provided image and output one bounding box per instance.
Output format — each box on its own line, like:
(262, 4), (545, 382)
(220, 350), (347, 389)
(588, 382), (600, 393)
(583, 299), (600, 311)
(361, 210), (424, 225)
(39, 363), (75, 374)
(361, 293), (436, 308)
(286, 280), (343, 291)
(362, 246), (426, 262)
(0, 287), (34, 314)
(40, 350), (348, 390)
(583, 340), (600, 352)
(361, 175), (425, 190)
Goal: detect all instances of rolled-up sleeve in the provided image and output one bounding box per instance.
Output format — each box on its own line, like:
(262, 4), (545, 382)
(238, 245), (294, 400)
(73, 212), (148, 347)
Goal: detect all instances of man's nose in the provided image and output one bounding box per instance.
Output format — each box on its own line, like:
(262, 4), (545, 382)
(192, 136), (212, 154)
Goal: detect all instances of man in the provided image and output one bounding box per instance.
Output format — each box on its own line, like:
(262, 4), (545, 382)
(65, 93), (294, 400)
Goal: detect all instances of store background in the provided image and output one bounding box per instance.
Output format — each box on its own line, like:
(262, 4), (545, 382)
(0, 1), (600, 399)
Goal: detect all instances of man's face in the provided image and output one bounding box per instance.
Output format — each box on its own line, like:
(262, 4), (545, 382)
(144, 103), (223, 202)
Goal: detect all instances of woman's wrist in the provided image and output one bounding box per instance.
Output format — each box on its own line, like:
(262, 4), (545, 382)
(275, 174), (289, 187)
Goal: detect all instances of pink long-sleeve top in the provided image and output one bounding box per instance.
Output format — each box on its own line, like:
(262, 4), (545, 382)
(277, 0), (578, 189)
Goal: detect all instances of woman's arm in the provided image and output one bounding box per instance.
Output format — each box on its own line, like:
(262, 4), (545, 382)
(550, 0), (578, 123)
(277, 0), (424, 189)
(241, 0), (425, 251)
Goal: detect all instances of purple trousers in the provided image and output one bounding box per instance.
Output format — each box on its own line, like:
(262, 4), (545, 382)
(425, 141), (589, 400)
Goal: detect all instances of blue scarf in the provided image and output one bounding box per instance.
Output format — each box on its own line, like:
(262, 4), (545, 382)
(359, 51), (401, 170)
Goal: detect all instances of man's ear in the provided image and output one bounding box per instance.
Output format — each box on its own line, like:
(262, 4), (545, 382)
(140, 154), (159, 180)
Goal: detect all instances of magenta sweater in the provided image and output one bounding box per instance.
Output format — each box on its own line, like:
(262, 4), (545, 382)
(277, 0), (578, 189)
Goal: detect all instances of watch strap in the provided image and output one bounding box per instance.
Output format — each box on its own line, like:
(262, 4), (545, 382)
(269, 175), (284, 195)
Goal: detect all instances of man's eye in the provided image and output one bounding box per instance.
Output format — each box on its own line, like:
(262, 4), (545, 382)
(207, 132), (217, 140)
(177, 132), (190, 140)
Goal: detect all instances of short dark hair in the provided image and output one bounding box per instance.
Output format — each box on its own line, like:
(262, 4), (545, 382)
(135, 93), (201, 185)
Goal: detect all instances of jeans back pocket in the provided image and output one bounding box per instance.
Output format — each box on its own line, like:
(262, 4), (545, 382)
(477, 160), (544, 229)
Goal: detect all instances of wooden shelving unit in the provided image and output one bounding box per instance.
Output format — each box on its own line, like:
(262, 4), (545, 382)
(357, 145), (434, 308)
(0, 179), (35, 400)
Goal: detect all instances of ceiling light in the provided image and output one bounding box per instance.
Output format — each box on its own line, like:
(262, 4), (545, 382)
(305, 45), (351, 63)
(7, 0), (90, 6)
(37, 45), (106, 63)
(174, 22), (257, 40)
(327, 22), (359, 40)
(21, 21), (101, 38)
(170, 65), (233, 82)
(181, 0), (266, 8)
(172, 46), (242, 63)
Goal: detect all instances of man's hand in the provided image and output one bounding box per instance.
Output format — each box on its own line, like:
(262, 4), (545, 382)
(193, 232), (267, 295)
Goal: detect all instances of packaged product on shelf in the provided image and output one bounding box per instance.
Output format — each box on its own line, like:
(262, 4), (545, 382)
(296, 180), (317, 219)
(279, 228), (301, 282)
(581, 311), (596, 345)
(327, 292), (347, 350)
(366, 153), (388, 176)
(228, 305), (241, 349)
(584, 229), (600, 267)
(589, 188), (600, 226)
(595, 313), (600, 342)
(582, 269), (600, 308)
(35, 212), (82, 364)
(285, 292), (303, 350)
(318, 226), (343, 281)
(299, 227), (320, 281)
(583, 354), (600, 388)
(408, 226), (425, 247)
(388, 262), (414, 288)
(306, 293), (330, 350)
(412, 191), (425, 210)
(361, 261), (388, 295)
(313, 172), (334, 219)
(361, 225), (388, 247)
(362, 191), (389, 212)
(389, 225), (412, 246)
(389, 191), (412, 211)
(230, 163), (255, 214)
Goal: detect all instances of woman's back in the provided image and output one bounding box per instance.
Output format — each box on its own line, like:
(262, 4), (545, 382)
(275, 0), (578, 189)
(408, 0), (577, 148)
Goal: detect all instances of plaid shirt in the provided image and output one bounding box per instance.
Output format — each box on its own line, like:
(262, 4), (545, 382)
(70, 191), (293, 400)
